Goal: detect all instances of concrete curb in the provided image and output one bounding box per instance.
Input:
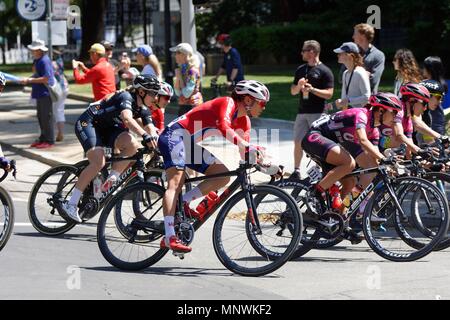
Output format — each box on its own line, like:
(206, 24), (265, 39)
(2, 141), (64, 167)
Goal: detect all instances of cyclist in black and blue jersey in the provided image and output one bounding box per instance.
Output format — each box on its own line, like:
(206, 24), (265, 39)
(61, 75), (161, 222)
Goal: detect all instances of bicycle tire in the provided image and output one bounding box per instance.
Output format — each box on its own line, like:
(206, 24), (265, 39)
(363, 177), (449, 262)
(413, 172), (450, 251)
(97, 182), (168, 271)
(28, 165), (77, 235)
(213, 185), (302, 277)
(0, 186), (14, 251)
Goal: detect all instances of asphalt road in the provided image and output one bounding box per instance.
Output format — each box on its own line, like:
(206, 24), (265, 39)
(0, 149), (450, 300)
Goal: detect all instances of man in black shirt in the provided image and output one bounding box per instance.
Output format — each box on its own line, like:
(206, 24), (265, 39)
(290, 40), (335, 180)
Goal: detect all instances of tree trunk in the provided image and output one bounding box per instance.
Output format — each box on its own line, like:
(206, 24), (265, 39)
(80, 0), (106, 61)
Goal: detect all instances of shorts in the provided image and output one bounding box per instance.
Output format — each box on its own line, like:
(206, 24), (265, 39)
(301, 129), (364, 174)
(75, 113), (127, 153)
(294, 113), (324, 142)
(158, 123), (217, 174)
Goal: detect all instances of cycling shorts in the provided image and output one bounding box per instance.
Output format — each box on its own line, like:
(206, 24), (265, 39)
(75, 113), (128, 153)
(158, 123), (217, 174)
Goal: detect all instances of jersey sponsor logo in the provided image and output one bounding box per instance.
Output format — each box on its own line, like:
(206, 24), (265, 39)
(307, 133), (322, 143)
(343, 132), (355, 142)
(381, 127), (393, 136)
(81, 121), (88, 127)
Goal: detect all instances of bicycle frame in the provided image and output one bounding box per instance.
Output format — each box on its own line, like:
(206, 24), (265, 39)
(178, 163), (262, 232)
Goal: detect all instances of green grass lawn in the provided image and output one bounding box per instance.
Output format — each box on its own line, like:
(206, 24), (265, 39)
(4, 63), (397, 121)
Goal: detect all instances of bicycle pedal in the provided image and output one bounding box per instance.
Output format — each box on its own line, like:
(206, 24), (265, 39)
(172, 251), (185, 260)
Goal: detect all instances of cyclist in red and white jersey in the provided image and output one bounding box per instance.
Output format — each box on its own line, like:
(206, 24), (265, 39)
(157, 80), (270, 253)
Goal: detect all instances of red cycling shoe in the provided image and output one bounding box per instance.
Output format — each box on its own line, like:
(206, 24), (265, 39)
(160, 235), (192, 253)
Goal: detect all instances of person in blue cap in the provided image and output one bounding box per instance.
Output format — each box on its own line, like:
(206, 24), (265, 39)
(132, 44), (162, 80)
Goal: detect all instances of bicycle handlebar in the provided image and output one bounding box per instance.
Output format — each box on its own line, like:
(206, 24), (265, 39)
(0, 160), (16, 183)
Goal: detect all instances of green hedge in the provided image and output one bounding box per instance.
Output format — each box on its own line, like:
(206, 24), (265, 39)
(230, 17), (350, 65)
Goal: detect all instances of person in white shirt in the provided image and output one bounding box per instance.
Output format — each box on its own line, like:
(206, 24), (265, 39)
(333, 42), (371, 109)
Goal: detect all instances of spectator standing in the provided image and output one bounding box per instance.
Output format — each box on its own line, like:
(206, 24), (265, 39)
(393, 49), (421, 96)
(290, 40), (334, 180)
(213, 34), (244, 88)
(170, 43), (203, 116)
(72, 43), (116, 101)
(20, 40), (55, 149)
(352, 23), (385, 93)
(132, 44), (162, 80)
(52, 48), (69, 142)
(422, 56), (448, 135)
(333, 42), (371, 109)
(102, 40), (121, 90)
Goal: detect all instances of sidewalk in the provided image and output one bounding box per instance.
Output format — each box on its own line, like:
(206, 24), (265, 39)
(0, 89), (309, 176)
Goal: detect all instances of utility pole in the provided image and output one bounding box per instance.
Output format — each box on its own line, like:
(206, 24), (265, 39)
(164, 0), (173, 85)
(47, 0), (53, 60)
(180, 0), (197, 51)
(0, 1), (6, 65)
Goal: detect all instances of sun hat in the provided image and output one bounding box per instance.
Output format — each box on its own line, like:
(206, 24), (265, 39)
(27, 39), (48, 52)
(169, 43), (194, 56)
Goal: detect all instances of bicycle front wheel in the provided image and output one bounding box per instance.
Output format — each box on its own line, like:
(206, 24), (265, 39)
(28, 165), (78, 235)
(0, 186), (14, 251)
(97, 182), (168, 271)
(363, 177), (449, 262)
(213, 185), (302, 277)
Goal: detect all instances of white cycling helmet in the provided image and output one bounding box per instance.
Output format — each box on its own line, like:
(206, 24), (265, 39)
(234, 80), (270, 102)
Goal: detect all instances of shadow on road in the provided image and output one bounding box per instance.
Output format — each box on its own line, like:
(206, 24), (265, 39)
(83, 265), (281, 278)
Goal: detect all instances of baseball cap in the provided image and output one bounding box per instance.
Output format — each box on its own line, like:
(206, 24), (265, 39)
(101, 40), (114, 51)
(333, 42), (360, 54)
(420, 79), (445, 95)
(132, 45), (153, 57)
(88, 43), (106, 55)
(169, 43), (194, 56)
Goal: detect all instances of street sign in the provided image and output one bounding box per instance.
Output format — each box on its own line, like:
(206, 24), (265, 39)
(16, 0), (47, 21)
(52, 0), (69, 20)
(32, 20), (67, 45)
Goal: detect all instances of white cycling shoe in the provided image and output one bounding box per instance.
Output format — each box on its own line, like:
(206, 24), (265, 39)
(61, 202), (82, 223)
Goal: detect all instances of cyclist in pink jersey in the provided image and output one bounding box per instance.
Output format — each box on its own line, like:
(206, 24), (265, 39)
(302, 104), (389, 200)
(376, 92), (421, 154)
(158, 80), (270, 253)
(400, 83), (444, 146)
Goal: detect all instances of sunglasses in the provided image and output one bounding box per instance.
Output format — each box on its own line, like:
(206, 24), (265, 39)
(254, 99), (267, 108)
(431, 93), (443, 101)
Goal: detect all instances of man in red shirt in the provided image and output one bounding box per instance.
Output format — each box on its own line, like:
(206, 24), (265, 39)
(72, 43), (116, 101)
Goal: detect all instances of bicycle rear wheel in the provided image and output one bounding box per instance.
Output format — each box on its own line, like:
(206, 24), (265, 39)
(0, 186), (14, 251)
(97, 182), (168, 271)
(28, 165), (78, 235)
(363, 177), (449, 262)
(213, 185), (302, 276)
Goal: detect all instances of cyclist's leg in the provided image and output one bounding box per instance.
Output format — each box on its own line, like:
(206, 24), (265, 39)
(110, 131), (140, 175)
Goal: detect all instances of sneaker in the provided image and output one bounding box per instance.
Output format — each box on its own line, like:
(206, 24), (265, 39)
(56, 133), (64, 142)
(30, 140), (41, 148)
(60, 202), (82, 223)
(35, 142), (54, 149)
(160, 235), (192, 253)
(289, 170), (301, 181)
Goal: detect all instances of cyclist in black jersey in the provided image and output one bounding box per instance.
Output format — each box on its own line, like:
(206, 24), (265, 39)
(62, 75), (161, 222)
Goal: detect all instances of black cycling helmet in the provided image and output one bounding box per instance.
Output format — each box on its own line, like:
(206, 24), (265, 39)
(400, 83), (431, 103)
(420, 79), (445, 96)
(133, 74), (160, 93)
(370, 92), (403, 112)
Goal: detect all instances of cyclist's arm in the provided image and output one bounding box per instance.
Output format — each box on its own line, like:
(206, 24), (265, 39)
(120, 109), (157, 137)
(392, 122), (420, 153)
(412, 115), (441, 140)
(356, 128), (384, 160)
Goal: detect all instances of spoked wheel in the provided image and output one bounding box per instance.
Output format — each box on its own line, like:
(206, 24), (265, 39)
(418, 172), (450, 251)
(213, 185), (302, 277)
(28, 165), (79, 235)
(97, 182), (168, 271)
(0, 186), (14, 251)
(363, 177), (449, 262)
